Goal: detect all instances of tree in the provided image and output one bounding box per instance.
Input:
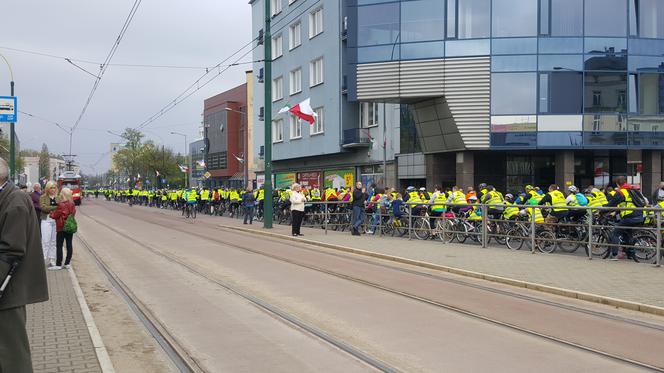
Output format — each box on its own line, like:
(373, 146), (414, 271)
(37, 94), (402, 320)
(111, 128), (185, 188)
(39, 143), (50, 179)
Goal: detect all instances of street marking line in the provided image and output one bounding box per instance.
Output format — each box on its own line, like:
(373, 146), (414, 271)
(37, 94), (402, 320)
(68, 260), (116, 373)
(219, 224), (664, 318)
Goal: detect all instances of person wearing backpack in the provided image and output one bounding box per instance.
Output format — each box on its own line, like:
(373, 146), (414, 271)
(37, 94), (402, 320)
(605, 176), (645, 260)
(48, 188), (77, 270)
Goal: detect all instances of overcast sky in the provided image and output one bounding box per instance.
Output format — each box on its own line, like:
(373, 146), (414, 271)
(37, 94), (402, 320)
(2, 0), (252, 174)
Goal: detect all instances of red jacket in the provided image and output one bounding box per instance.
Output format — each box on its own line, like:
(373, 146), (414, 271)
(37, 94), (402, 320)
(49, 200), (76, 232)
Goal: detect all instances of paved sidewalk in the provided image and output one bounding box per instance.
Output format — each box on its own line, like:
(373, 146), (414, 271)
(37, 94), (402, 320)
(215, 215), (664, 310)
(27, 269), (103, 373)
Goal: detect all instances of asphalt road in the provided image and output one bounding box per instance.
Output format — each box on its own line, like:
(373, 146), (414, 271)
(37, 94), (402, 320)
(76, 200), (664, 372)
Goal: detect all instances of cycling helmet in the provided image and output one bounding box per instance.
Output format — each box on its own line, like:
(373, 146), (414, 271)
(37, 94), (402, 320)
(419, 187), (426, 191)
(505, 193), (514, 202)
(525, 184), (534, 191)
(568, 185), (579, 194)
(478, 183), (487, 189)
(406, 186), (415, 192)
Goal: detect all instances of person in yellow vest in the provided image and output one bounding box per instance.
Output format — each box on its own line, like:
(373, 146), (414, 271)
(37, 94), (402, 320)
(466, 195), (483, 221)
(525, 185), (544, 203)
(605, 176), (645, 260)
(538, 184), (568, 223)
(229, 188), (241, 217)
(481, 185), (505, 220)
(405, 186), (423, 216)
(428, 185), (447, 227)
(446, 185), (467, 214)
(502, 194), (520, 220)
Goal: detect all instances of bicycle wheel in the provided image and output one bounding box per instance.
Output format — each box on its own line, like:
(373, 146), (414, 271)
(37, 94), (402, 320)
(454, 221), (470, 244)
(536, 230), (557, 254)
(393, 219), (407, 237)
(438, 219), (453, 243)
(632, 233), (656, 263)
(505, 226), (526, 250)
(556, 226), (582, 253)
(413, 218), (431, 240)
(494, 221), (508, 246)
(185, 206), (191, 219)
(586, 229), (610, 258)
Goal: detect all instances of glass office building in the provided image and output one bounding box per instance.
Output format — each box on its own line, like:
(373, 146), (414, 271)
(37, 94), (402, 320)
(347, 0), (664, 194)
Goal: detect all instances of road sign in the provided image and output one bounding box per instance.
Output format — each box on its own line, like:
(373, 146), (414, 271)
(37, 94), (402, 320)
(0, 96), (17, 122)
(204, 172), (211, 179)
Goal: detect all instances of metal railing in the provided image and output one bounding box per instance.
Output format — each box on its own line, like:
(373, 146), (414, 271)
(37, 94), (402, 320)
(266, 200), (664, 267)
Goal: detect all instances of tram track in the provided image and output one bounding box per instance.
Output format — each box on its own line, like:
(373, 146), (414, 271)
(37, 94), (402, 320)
(77, 234), (208, 373)
(82, 205), (664, 372)
(79, 211), (399, 373)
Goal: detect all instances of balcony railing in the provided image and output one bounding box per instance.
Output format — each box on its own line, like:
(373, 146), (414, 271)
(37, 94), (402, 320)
(342, 128), (372, 148)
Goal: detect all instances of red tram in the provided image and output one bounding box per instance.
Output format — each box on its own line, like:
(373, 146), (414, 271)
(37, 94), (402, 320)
(58, 171), (82, 205)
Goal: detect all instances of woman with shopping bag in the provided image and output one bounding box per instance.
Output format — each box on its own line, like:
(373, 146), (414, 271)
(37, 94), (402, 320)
(48, 188), (77, 270)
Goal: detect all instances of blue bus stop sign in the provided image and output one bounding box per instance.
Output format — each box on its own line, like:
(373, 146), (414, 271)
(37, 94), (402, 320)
(0, 96), (17, 122)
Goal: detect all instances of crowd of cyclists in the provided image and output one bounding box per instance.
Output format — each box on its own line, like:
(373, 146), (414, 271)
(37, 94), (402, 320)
(85, 174), (664, 263)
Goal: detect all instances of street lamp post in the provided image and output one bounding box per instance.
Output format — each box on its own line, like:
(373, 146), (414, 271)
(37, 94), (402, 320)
(225, 107), (249, 189)
(170, 131), (188, 188)
(0, 53), (15, 181)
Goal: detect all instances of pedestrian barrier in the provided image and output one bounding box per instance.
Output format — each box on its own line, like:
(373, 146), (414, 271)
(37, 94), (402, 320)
(96, 195), (663, 267)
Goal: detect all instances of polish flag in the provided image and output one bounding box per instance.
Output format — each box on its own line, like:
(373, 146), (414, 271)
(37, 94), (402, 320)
(178, 165), (189, 173)
(279, 98), (317, 125)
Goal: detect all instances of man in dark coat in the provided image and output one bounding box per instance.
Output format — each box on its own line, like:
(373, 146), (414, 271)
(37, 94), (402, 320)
(0, 158), (49, 373)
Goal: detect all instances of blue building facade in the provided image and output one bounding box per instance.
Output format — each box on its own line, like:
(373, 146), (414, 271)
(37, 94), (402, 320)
(348, 0), (664, 195)
(250, 0), (402, 189)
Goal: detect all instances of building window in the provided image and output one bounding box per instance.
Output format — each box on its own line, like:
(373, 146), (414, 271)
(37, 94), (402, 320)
(272, 119), (284, 143)
(593, 91), (602, 107)
(457, 0), (490, 39)
(585, 0), (627, 37)
(491, 73), (537, 115)
(585, 73), (628, 113)
(446, 0), (457, 38)
(635, 0), (664, 38)
(289, 115), (302, 139)
(401, 0), (445, 43)
(492, 0), (537, 37)
(272, 76), (283, 102)
(309, 8), (323, 38)
(310, 57), (324, 87)
(360, 102), (380, 128)
(639, 73), (664, 115)
(312, 107), (324, 134)
(357, 3), (399, 46)
(289, 68), (302, 95)
(540, 0), (583, 36)
(270, 0), (282, 16)
(271, 35), (283, 60)
(289, 22), (301, 50)
(539, 72), (583, 114)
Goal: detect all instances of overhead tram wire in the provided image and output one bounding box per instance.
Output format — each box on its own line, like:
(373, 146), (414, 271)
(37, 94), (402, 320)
(70, 0), (142, 134)
(0, 45), (258, 71)
(19, 110), (72, 135)
(134, 38), (260, 131)
(133, 0), (323, 132)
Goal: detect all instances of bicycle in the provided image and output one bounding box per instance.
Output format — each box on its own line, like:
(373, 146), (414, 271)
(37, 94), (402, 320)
(184, 203), (197, 219)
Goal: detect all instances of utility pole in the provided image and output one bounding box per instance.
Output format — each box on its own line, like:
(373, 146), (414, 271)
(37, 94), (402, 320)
(1, 53), (15, 181)
(263, 0), (273, 228)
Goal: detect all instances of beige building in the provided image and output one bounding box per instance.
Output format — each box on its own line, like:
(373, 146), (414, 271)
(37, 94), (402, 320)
(23, 156), (80, 186)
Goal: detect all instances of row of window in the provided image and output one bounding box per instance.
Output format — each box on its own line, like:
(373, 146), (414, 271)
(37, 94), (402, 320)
(271, 8), (323, 60)
(272, 107), (325, 143)
(354, 0), (664, 47)
(491, 114), (664, 132)
(270, 0), (301, 17)
(491, 131), (664, 148)
(491, 72), (664, 115)
(271, 57), (324, 101)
